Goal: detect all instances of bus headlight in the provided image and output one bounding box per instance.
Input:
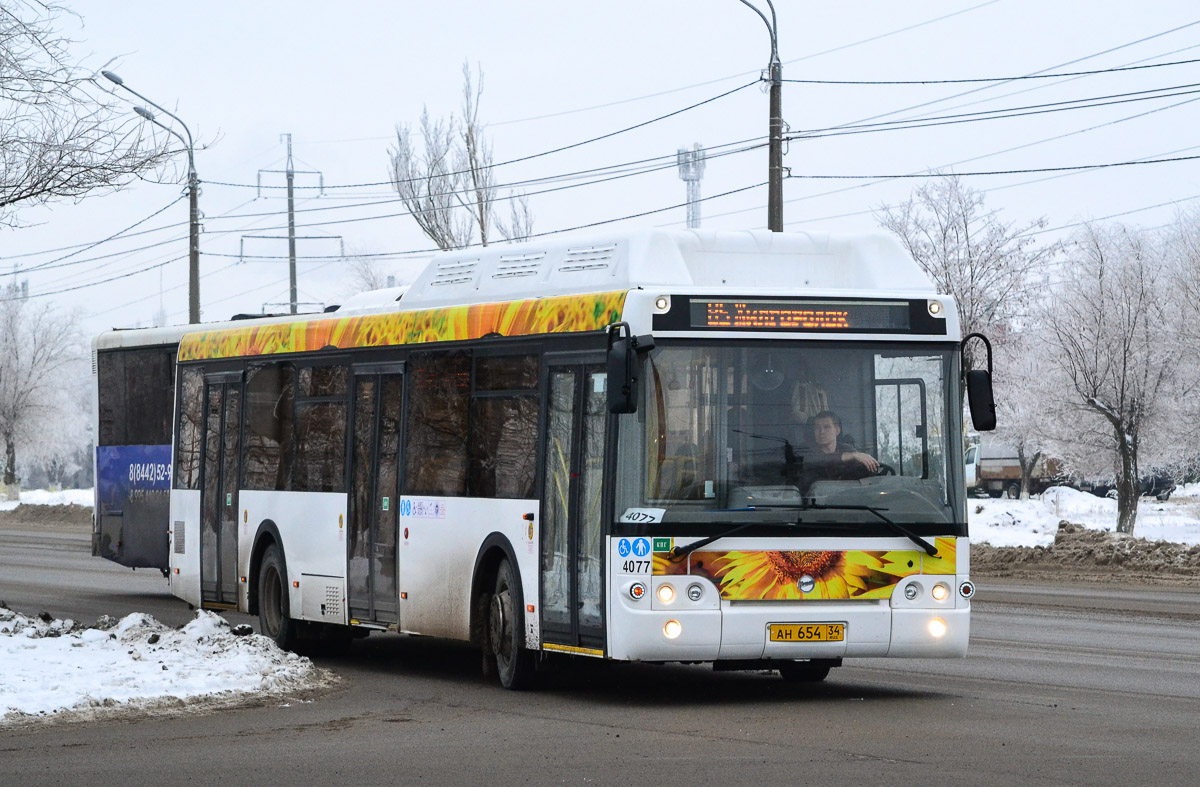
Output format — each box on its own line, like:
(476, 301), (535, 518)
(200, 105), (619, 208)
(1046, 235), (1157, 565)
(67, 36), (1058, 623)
(657, 583), (676, 604)
(687, 583), (704, 602)
(931, 582), (950, 602)
(663, 619), (682, 639)
(928, 618), (947, 638)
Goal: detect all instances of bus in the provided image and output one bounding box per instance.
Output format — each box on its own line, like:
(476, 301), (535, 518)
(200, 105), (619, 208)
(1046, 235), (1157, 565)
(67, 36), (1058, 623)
(162, 229), (994, 688)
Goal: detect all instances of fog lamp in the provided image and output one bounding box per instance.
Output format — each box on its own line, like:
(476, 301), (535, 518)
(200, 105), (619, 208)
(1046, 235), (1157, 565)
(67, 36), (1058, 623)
(663, 619), (682, 639)
(928, 618), (947, 638)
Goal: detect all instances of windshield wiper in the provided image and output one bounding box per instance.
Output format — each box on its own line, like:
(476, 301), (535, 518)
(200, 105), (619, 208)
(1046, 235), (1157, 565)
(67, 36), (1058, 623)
(668, 522), (759, 561)
(800, 501), (938, 556)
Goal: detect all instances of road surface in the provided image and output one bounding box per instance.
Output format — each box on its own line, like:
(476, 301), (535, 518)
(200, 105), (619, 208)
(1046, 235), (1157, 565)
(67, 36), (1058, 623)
(2, 521), (1198, 785)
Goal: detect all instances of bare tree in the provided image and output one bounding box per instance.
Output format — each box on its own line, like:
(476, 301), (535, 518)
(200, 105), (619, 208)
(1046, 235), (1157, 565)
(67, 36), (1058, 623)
(877, 175), (1057, 341)
(388, 61), (533, 250)
(0, 284), (83, 498)
(496, 190), (535, 243)
(1041, 223), (1178, 534)
(0, 1), (167, 225)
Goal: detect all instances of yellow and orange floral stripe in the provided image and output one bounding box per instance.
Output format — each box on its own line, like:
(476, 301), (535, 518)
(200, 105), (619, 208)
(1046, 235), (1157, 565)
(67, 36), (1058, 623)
(179, 290), (627, 362)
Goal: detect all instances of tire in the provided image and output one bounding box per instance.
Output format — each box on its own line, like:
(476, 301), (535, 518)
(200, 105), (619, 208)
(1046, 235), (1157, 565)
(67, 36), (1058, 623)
(778, 659), (834, 682)
(1005, 483), (1020, 499)
(486, 558), (535, 690)
(258, 544), (299, 650)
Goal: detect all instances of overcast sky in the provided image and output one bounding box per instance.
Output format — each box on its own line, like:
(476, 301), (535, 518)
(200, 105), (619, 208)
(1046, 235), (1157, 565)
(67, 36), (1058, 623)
(6, 1), (1199, 335)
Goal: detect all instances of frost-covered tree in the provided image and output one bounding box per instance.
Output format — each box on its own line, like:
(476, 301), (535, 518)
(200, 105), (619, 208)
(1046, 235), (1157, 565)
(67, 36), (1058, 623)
(989, 326), (1055, 499)
(877, 174), (1057, 342)
(1, 1), (167, 225)
(1041, 223), (1179, 534)
(388, 62), (533, 250)
(19, 360), (90, 489)
(0, 283), (83, 497)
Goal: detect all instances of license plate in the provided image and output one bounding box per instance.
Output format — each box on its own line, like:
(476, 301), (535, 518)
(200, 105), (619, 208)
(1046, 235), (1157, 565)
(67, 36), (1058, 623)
(769, 623), (844, 642)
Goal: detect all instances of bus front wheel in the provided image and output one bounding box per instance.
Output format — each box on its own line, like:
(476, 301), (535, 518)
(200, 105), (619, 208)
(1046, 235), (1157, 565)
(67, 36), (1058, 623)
(258, 544), (299, 650)
(487, 559), (535, 690)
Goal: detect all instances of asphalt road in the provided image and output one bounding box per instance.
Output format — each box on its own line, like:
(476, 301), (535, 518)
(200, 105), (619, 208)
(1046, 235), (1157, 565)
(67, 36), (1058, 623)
(2, 523), (1199, 785)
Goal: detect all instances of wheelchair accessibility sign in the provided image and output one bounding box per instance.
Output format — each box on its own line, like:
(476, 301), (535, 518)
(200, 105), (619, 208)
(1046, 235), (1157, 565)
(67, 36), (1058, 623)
(618, 538), (651, 558)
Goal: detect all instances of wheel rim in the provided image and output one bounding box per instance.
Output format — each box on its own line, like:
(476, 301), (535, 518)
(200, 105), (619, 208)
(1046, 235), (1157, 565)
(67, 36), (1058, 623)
(490, 587), (513, 661)
(262, 565), (281, 636)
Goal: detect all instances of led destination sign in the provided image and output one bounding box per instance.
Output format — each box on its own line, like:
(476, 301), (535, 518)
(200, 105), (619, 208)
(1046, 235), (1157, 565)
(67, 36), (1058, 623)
(690, 298), (912, 332)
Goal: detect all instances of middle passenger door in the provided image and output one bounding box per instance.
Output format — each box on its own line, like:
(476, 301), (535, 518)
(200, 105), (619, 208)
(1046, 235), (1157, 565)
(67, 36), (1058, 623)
(347, 364), (405, 625)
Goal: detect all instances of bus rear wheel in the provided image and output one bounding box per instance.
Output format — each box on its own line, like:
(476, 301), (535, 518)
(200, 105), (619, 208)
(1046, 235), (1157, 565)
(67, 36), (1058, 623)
(778, 659), (834, 682)
(258, 544), (299, 650)
(486, 559), (535, 690)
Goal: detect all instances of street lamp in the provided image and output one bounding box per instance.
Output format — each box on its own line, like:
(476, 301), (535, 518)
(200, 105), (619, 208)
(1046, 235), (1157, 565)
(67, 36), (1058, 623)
(102, 70), (202, 323)
(736, 0), (783, 232)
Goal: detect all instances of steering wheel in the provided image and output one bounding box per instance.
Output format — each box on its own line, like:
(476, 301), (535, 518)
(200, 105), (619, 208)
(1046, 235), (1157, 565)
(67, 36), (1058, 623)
(875, 463), (896, 476)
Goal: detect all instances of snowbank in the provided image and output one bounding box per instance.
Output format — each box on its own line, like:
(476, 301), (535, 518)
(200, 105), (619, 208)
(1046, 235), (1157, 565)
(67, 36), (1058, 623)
(969, 485), (1200, 548)
(0, 488), (92, 511)
(0, 607), (332, 726)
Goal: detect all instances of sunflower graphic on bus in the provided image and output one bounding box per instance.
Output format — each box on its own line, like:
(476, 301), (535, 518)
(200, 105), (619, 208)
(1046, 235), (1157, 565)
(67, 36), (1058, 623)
(653, 538), (956, 601)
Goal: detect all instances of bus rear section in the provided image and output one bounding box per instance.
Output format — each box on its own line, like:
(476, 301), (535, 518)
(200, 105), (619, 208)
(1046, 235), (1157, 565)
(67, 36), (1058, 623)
(93, 338), (178, 572)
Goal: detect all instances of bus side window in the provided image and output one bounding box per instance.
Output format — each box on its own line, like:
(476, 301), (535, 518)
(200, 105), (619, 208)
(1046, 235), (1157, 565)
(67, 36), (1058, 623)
(469, 355), (539, 499)
(243, 363), (295, 491)
(174, 367), (204, 490)
(404, 351), (470, 497)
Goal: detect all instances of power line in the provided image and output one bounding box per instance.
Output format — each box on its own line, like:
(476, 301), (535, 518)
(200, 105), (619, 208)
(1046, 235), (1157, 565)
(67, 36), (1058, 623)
(815, 19), (1200, 139)
(790, 82), (1200, 139)
(780, 57), (1200, 85)
(207, 80), (759, 191)
(786, 154), (1200, 181)
(1, 195), (185, 271)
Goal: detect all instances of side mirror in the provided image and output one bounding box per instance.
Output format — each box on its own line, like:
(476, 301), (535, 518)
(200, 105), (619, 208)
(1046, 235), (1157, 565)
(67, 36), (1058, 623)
(606, 322), (654, 414)
(961, 333), (996, 431)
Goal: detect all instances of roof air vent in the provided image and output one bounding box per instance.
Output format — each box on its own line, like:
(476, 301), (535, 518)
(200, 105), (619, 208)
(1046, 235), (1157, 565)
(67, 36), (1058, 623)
(431, 259), (478, 287)
(493, 251), (546, 279)
(559, 243), (616, 272)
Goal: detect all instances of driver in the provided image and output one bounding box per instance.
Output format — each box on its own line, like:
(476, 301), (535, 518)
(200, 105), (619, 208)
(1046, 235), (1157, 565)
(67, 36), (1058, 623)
(799, 410), (880, 481)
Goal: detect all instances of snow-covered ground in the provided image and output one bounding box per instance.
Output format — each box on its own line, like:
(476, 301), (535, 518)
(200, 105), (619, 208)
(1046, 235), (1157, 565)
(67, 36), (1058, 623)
(0, 608), (331, 727)
(0, 487), (92, 510)
(969, 485), (1200, 548)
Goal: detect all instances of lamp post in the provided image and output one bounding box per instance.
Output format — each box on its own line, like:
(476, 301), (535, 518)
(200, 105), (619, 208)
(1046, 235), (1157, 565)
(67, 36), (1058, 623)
(736, 0), (783, 232)
(102, 70), (201, 323)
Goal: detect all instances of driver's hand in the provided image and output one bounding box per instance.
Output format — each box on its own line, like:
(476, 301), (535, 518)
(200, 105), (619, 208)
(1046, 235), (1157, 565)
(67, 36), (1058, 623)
(848, 452), (879, 472)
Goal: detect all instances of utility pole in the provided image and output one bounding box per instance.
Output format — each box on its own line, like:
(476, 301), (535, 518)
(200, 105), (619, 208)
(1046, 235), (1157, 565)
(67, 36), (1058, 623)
(254, 134), (328, 314)
(737, 0), (783, 231)
(285, 134), (298, 314)
(676, 143), (707, 229)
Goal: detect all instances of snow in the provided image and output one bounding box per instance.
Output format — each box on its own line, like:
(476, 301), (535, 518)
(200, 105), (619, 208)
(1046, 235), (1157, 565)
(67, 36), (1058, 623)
(0, 608), (330, 726)
(0, 487), (92, 510)
(969, 485), (1200, 548)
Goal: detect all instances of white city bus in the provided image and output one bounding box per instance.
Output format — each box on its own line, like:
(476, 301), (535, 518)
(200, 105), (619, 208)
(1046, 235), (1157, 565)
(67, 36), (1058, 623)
(164, 229), (993, 688)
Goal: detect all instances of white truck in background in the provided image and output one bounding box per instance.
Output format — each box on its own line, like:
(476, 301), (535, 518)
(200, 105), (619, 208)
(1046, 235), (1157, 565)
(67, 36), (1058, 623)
(965, 439), (1061, 498)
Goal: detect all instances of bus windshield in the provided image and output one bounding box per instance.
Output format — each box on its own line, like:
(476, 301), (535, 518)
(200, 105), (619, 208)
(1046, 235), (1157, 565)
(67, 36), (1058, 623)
(614, 341), (965, 534)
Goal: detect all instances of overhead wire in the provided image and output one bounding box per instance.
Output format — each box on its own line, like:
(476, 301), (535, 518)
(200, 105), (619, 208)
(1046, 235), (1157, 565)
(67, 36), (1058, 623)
(206, 80), (760, 191)
(779, 57), (1200, 85)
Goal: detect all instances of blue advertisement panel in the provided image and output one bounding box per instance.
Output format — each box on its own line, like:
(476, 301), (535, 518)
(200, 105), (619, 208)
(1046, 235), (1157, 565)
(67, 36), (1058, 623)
(95, 445), (172, 570)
